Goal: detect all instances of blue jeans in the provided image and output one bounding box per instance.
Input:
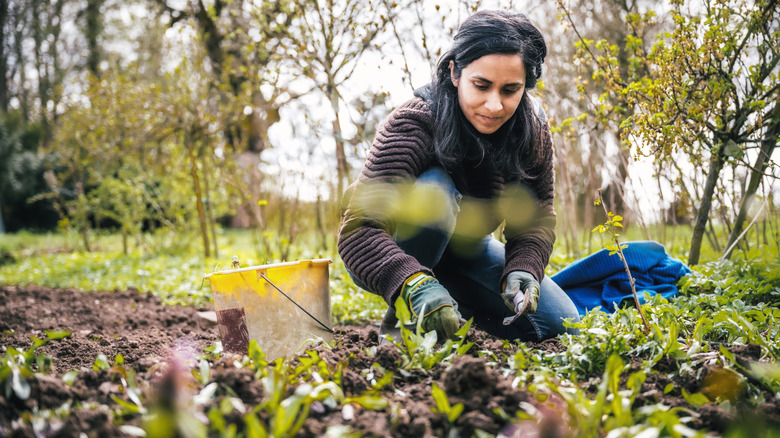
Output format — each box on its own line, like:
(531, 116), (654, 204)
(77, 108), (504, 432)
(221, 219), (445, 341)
(351, 167), (580, 341)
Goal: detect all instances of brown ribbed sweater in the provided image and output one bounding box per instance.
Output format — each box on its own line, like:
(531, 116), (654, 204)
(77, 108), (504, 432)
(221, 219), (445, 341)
(338, 96), (556, 305)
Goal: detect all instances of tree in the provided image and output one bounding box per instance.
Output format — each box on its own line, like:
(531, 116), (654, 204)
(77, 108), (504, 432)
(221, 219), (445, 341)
(154, 0), (297, 154)
(82, 0), (104, 77)
(0, 0), (9, 113)
(723, 93), (780, 259)
(559, 0), (780, 264)
(554, 0), (666, 229)
(633, 0), (779, 264)
(289, 0), (392, 208)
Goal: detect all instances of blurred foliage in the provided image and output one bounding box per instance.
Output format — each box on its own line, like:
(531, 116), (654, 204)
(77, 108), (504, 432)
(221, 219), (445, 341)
(0, 111), (57, 232)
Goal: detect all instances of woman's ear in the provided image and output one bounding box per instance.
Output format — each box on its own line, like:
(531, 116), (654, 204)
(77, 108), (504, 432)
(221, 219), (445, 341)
(449, 60), (459, 87)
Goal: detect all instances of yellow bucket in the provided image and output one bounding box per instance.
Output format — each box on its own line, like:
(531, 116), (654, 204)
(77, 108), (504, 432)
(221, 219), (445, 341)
(203, 259), (333, 360)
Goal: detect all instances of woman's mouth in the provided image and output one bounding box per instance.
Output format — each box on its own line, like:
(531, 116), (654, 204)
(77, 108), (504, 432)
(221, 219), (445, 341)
(479, 115), (501, 123)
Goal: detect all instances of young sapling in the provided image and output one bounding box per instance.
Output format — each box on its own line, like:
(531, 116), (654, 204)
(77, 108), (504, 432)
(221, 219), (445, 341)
(593, 188), (651, 332)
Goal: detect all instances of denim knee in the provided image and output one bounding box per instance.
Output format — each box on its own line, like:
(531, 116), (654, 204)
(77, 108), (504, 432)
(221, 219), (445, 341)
(394, 167), (461, 269)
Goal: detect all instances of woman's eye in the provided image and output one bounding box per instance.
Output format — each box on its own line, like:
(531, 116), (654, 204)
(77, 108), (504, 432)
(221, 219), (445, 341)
(503, 88), (521, 95)
(474, 83), (489, 90)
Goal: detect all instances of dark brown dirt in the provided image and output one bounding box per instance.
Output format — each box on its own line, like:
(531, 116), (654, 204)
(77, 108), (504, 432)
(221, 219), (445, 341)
(1, 284), (778, 437)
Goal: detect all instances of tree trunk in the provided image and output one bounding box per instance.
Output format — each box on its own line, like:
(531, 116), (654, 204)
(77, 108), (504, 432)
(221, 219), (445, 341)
(81, 225), (90, 252)
(705, 220), (722, 252)
(202, 151), (219, 259)
(723, 105), (779, 259)
(13, 3), (28, 121)
(316, 195), (327, 252)
(31, 1), (50, 144)
(657, 168), (666, 244)
(330, 88), (348, 210)
(77, 192), (91, 252)
(0, 0), (9, 112)
(584, 154), (597, 253)
(688, 143), (726, 265)
(189, 139), (211, 258)
(84, 0), (102, 77)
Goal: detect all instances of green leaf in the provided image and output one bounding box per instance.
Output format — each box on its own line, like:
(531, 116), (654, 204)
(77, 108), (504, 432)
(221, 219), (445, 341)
(457, 341), (475, 356)
(11, 368), (31, 400)
(421, 330), (437, 351)
(119, 425), (147, 437)
(681, 388), (710, 407)
(199, 359), (211, 385)
(370, 371), (394, 390)
(455, 318), (473, 339)
(127, 387), (144, 409)
(93, 354), (110, 371)
(394, 296), (413, 326)
(431, 382), (450, 412)
(344, 395), (388, 410)
(63, 370), (79, 386)
(45, 330), (71, 340)
(205, 341), (224, 356)
(449, 402), (465, 423)
(248, 340), (266, 366)
(243, 412), (269, 438)
(111, 394), (145, 414)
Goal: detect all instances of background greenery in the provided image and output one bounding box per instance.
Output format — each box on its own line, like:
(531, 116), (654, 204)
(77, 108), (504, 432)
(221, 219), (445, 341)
(1, 0), (778, 267)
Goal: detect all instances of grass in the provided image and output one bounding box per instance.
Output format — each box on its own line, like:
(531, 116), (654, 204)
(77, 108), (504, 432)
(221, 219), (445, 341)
(0, 224), (770, 317)
(0, 228), (387, 320)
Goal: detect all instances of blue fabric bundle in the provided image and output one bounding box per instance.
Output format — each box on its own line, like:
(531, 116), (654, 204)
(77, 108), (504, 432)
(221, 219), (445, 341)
(550, 241), (691, 315)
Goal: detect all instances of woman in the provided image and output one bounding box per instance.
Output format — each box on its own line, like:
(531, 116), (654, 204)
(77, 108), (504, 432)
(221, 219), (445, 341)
(338, 10), (580, 342)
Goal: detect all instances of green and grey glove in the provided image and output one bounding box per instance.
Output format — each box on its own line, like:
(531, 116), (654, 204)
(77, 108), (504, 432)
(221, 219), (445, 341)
(501, 270), (540, 320)
(400, 272), (462, 340)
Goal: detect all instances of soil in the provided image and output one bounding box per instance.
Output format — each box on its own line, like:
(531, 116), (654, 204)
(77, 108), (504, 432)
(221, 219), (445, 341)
(1, 284), (778, 437)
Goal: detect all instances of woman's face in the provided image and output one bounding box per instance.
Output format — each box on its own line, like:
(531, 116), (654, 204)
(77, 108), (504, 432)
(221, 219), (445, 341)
(451, 53), (526, 135)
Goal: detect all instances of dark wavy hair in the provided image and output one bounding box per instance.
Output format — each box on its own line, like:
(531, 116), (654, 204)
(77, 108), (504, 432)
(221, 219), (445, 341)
(431, 10), (547, 178)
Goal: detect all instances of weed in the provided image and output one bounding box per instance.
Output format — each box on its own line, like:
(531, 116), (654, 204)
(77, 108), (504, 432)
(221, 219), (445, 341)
(0, 332), (64, 400)
(431, 382), (465, 424)
(389, 298), (474, 370)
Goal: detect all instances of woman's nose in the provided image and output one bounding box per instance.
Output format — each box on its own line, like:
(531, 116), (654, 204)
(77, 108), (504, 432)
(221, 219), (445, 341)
(485, 92), (502, 112)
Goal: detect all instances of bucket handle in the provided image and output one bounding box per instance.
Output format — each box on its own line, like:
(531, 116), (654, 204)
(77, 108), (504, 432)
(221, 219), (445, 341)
(260, 273), (334, 334)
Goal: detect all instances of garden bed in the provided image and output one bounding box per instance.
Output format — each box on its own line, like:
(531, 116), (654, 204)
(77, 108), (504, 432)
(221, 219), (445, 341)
(1, 284), (778, 437)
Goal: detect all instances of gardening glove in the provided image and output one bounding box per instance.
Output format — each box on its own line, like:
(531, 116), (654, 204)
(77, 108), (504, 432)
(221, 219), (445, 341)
(400, 272), (462, 341)
(501, 271), (540, 326)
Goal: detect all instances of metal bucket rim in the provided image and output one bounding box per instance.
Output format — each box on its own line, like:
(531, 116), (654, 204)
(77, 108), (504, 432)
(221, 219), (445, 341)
(203, 258), (332, 279)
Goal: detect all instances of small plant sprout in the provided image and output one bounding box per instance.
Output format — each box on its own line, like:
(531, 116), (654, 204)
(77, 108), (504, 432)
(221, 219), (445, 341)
(431, 382), (464, 425)
(593, 189), (650, 332)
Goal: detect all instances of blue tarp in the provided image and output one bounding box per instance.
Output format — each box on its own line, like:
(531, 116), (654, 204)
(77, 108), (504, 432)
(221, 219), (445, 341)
(550, 241), (691, 315)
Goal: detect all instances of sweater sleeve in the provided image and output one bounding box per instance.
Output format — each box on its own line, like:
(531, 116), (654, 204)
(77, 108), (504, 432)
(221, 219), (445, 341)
(337, 98), (437, 304)
(502, 100), (557, 285)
